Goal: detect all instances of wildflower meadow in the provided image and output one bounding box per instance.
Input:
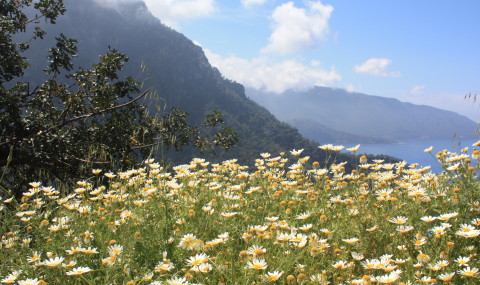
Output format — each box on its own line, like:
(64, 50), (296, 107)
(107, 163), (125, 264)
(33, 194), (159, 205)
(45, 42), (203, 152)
(1, 144), (479, 284)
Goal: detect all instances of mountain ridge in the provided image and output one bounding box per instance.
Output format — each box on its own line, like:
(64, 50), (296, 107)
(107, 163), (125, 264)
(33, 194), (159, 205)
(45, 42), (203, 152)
(289, 117), (395, 144)
(247, 86), (477, 142)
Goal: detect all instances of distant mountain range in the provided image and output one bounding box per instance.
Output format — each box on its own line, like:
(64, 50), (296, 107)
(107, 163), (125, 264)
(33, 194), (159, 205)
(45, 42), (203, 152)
(20, 0), (391, 166)
(247, 87), (478, 144)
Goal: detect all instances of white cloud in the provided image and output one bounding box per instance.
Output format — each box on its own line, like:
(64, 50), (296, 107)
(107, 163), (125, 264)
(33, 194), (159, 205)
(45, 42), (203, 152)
(262, 1), (333, 55)
(205, 49), (340, 93)
(410, 85), (426, 95)
(354, 58), (400, 77)
(345, 84), (356, 93)
(144, 0), (216, 28)
(241, 0), (268, 8)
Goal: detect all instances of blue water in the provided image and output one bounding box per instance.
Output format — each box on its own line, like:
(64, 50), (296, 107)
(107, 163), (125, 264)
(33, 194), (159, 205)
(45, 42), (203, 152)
(345, 138), (478, 173)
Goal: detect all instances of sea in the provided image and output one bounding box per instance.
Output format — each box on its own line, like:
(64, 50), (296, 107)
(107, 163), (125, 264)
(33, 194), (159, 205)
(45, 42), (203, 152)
(344, 138), (479, 173)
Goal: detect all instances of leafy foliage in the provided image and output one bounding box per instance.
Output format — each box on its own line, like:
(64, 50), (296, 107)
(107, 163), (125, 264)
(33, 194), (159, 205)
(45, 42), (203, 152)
(0, 0), (238, 195)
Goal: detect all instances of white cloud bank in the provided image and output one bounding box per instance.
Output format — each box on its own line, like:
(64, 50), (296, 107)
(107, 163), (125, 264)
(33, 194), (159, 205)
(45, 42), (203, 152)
(205, 49), (340, 93)
(144, 0), (216, 28)
(354, 58), (400, 77)
(262, 1), (333, 55)
(241, 0), (268, 8)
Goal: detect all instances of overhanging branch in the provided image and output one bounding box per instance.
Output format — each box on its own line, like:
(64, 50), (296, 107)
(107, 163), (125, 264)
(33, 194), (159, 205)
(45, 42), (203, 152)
(0, 88), (151, 148)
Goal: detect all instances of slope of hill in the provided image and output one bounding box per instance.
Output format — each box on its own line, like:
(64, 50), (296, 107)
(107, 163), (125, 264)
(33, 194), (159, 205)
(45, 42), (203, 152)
(247, 87), (478, 141)
(19, 0), (388, 166)
(290, 118), (394, 144)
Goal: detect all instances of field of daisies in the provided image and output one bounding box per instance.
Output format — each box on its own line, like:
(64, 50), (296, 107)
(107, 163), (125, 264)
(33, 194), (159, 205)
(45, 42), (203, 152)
(1, 143), (479, 284)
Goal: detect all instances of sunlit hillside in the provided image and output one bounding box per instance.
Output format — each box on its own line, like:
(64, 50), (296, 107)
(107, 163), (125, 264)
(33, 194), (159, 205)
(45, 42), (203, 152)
(1, 144), (479, 284)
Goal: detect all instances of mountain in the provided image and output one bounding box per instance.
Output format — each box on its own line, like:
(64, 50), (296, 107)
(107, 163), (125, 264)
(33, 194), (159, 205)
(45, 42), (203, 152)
(247, 86), (478, 142)
(19, 0), (391, 166)
(289, 118), (394, 144)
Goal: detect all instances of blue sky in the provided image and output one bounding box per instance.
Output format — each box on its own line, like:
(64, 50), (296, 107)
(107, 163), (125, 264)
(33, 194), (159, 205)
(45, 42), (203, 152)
(138, 0), (480, 121)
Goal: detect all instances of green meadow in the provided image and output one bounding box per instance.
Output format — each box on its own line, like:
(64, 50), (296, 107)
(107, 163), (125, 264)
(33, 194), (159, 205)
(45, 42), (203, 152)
(1, 144), (479, 284)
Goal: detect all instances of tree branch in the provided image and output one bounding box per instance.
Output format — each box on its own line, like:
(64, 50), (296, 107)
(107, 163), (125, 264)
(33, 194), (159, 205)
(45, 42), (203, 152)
(0, 89), (151, 148)
(56, 88), (150, 127)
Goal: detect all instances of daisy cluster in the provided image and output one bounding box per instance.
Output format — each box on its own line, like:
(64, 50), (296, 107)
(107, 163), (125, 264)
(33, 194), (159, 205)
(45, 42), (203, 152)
(0, 144), (479, 284)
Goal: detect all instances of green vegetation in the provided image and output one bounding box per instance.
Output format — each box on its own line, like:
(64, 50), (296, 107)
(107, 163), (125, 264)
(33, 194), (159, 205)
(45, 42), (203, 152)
(1, 145), (479, 284)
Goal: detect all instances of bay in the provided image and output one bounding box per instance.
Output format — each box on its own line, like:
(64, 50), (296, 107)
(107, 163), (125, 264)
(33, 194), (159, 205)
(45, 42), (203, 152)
(345, 137), (479, 173)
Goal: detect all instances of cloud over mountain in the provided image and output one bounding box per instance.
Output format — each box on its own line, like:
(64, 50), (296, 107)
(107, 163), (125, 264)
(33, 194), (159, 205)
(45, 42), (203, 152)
(144, 0), (216, 27)
(410, 85), (426, 95)
(354, 58), (400, 77)
(262, 1), (333, 55)
(204, 49), (340, 93)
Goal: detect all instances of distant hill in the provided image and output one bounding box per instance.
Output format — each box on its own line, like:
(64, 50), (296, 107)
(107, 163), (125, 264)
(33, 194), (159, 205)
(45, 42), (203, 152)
(247, 86), (478, 142)
(290, 118), (394, 144)
(19, 0), (394, 166)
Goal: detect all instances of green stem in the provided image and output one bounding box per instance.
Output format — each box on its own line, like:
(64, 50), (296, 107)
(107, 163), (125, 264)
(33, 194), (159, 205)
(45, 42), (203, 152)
(80, 274), (94, 285)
